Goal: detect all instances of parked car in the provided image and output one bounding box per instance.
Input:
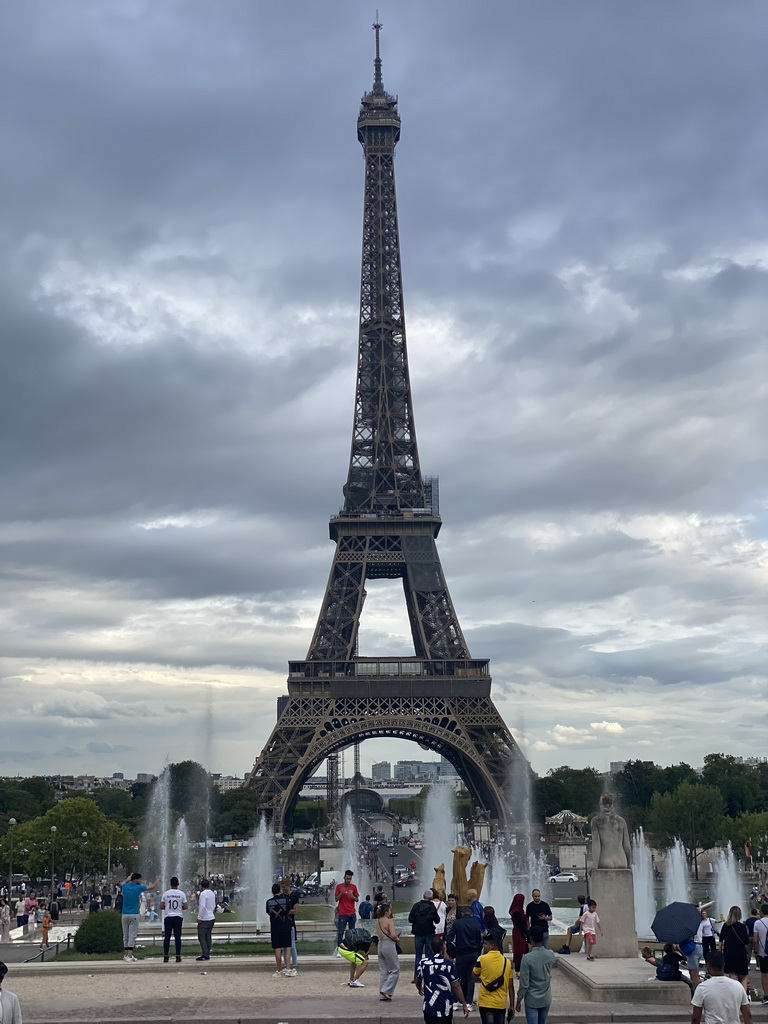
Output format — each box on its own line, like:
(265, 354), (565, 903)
(550, 872), (579, 883)
(395, 874), (419, 887)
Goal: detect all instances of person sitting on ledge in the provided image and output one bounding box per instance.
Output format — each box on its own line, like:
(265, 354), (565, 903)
(655, 942), (694, 993)
(557, 894), (588, 954)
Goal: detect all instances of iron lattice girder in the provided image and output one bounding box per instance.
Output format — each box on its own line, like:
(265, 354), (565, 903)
(306, 519), (469, 662)
(345, 100), (424, 513)
(246, 685), (525, 832)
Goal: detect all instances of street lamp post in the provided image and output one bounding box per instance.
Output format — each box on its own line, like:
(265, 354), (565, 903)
(7, 818), (16, 899)
(389, 849), (398, 905)
(81, 832), (88, 902)
(50, 826), (57, 901)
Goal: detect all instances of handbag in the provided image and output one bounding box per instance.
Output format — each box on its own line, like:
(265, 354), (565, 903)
(482, 957), (510, 992)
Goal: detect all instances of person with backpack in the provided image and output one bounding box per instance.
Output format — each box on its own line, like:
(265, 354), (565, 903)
(337, 923), (372, 988)
(473, 932), (514, 1024)
(408, 889), (440, 979)
(655, 943), (694, 993)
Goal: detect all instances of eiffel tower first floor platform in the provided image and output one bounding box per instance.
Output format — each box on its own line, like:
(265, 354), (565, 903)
(246, 657), (529, 832)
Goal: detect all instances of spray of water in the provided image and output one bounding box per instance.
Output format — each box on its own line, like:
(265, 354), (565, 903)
(664, 839), (690, 905)
(423, 784), (458, 896)
(631, 828), (656, 936)
(342, 804), (373, 900)
(713, 842), (745, 919)
(243, 816), (274, 930)
(143, 768), (172, 887)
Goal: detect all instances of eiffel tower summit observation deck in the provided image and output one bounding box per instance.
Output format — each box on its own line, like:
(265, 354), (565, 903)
(246, 21), (529, 831)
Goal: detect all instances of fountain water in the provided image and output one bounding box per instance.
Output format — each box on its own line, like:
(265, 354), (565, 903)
(664, 839), (690, 905)
(342, 804), (373, 899)
(423, 784), (459, 895)
(243, 816), (274, 931)
(631, 828), (656, 937)
(173, 817), (189, 892)
(713, 842), (745, 919)
(143, 768), (172, 886)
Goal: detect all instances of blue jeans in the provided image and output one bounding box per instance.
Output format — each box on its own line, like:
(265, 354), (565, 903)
(525, 1005), (550, 1024)
(414, 933), (429, 976)
(336, 913), (356, 946)
(541, 931), (549, 948)
(291, 928), (298, 967)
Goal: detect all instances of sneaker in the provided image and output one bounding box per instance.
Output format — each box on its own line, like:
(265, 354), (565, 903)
(762, 997), (768, 1005)
(163, 956), (169, 963)
(175, 956), (182, 963)
(285, 968), (298, 977)
(195, 955), (209, 961)
(348, 979), (365, 987)
(334, 949), (342, 958)
(557, 945), (570, 954)
(123, 955), (138, 963)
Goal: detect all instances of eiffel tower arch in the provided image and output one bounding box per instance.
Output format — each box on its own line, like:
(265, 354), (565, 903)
(246, 21), (529, 831)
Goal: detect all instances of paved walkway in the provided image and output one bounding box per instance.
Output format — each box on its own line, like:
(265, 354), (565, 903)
(4, 954), (768, 1024)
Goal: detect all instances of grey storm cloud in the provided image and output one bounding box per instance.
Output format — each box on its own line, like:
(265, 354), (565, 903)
(0, 0), (766, 777)
(86, 742), (135, 754)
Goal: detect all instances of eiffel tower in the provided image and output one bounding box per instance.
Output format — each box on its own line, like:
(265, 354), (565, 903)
(247, 21), (528, 831)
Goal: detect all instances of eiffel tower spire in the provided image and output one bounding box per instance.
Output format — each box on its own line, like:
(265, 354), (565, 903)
(245, 27), (528, 832)
(344, 16), (424, 514)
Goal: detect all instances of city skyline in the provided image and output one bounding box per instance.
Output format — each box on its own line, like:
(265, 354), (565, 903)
(2, 2), (766, 783)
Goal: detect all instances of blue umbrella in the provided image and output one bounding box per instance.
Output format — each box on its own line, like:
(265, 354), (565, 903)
(652, 902), (702, 944)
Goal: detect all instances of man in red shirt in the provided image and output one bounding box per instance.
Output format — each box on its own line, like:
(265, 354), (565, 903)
(334, 870), (359, 955)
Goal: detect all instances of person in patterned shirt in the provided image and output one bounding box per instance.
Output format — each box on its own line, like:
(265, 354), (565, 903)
(416, 936), (469, 1022)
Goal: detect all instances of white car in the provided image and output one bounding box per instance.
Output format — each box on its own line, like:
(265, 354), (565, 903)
(550, 872), (579, 883)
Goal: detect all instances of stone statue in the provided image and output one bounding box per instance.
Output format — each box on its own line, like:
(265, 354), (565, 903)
(590, 791), (631, 869)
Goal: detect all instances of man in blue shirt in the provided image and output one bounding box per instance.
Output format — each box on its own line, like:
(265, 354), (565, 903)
(121, 871), (160, 962)
(416, 935), (469, 1021)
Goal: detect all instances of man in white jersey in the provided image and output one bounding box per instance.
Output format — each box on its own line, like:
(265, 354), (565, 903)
(753, 903), (768, 1004)
(691, 950), (752, 1024)
(196, 879), (216, 961)
(160, 875), (188, 963)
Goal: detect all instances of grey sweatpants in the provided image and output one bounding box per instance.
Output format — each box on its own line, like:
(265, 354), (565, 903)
(122, 913), (140, 950)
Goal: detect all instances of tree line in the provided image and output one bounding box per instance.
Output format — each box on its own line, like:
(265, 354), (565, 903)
(534, 754), (768, 866)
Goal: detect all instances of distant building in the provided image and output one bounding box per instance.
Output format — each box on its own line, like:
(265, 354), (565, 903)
(213, 776), (246, 792)
(372, 761), (391, 781)
(394, 759), (438, 783)
(277, 695), (289, 719)
(437, 757), (459, 778)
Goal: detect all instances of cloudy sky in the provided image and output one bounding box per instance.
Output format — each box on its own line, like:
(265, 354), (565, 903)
(2, 1), (766, 787)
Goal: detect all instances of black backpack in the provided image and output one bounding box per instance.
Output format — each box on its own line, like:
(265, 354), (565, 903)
(343, 926), (372, 952)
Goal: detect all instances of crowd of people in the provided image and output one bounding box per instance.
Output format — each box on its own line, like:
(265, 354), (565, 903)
(2, 867), (766, 1024)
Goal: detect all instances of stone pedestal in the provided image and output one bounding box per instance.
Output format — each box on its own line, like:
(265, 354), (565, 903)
(588, 868), (638, 958)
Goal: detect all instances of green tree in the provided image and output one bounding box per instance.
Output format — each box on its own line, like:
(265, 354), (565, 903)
(90, 788), (143, 831)
(613, 761), (665, 812)
(168, 761), (215, 841)
(534, 766), (603, 818)
(725, 811), (768, 863)
(647, 782), (726, 870)
(213, 788), (261, 838)
(0, 778), (56, 829)
(1, 798), (131, 884)
(700, 754), (762, 817)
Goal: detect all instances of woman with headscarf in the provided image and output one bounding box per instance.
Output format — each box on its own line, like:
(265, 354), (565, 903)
(509, 892), (529, 975)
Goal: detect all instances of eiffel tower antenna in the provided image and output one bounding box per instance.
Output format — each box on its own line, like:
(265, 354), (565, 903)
(246, 26), (529, 831)
(372, 13), (383, 92)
